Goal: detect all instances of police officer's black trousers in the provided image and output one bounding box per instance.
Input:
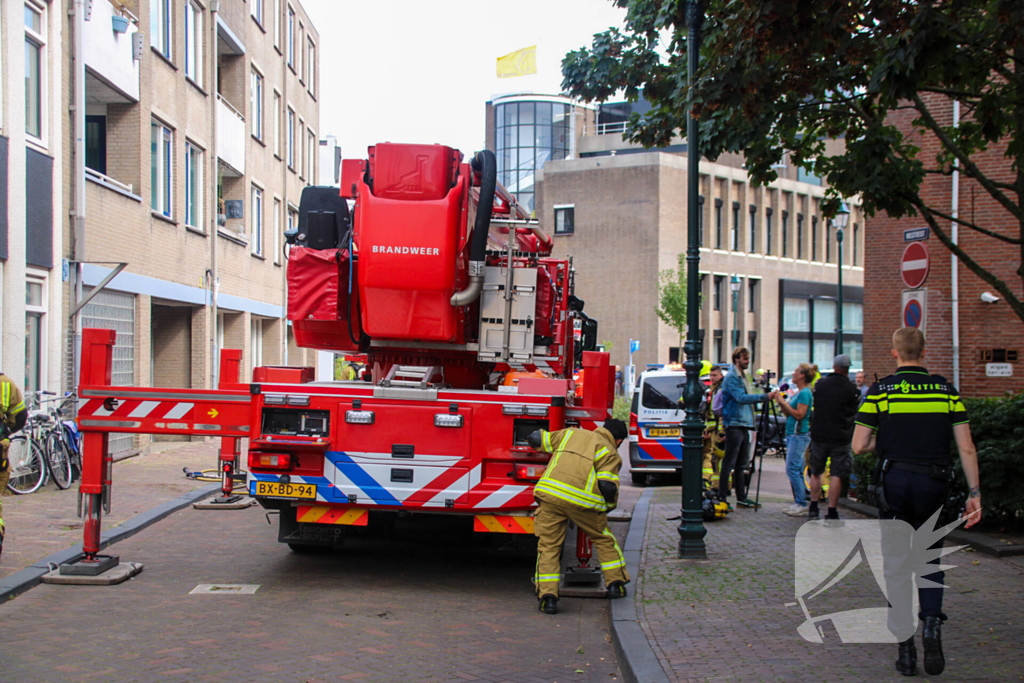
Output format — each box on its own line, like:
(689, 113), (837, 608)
(881, 468), (949, 623)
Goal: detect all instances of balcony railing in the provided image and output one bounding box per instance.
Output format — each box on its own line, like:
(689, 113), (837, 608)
(217, 94), (246, 175)
(581, 121), (629, 136)
(84, 0), (140, 103)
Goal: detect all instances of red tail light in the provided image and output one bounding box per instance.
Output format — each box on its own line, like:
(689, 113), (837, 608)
(248, 452), (292, 470)
(513, 463), (546, 482)
(629, 412), (638, 436)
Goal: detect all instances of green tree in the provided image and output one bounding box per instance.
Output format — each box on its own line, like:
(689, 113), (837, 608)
(656, 253), (688, 353)
(563, 0), (1024, 322)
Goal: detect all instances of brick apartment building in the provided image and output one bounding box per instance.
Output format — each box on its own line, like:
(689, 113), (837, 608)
(486, 94), (866, 377)
(863, 94), (1023, 397)
(60, 0), (320, 452)
(1, 0), (66, 399)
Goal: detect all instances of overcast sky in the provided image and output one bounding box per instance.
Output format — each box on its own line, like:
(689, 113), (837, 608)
(301, 0), (628, 162)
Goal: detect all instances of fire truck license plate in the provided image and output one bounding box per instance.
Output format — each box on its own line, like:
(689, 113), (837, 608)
(648, 428), (680, 437)
(255, 482), (316, 499)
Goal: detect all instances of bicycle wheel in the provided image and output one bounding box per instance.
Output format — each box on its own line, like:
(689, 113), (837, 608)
(44, 430), (73, 490)
(6, 435), (47, 494)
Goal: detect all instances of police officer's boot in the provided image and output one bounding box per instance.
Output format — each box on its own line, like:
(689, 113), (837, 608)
(896, 637), (917, 676)
(922, 616), (945, 675)
(607, 581), (627, 599)
(538, 595), (558, 615)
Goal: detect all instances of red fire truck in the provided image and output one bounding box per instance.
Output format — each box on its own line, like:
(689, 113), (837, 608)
(73, 143), (613, 566)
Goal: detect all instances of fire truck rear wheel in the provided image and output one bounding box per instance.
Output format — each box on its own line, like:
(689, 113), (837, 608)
(631, 472), (647, 486)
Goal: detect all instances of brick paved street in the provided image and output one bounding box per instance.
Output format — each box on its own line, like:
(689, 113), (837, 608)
(634, 457), (1024, 682)
(1, 441), (222, 579)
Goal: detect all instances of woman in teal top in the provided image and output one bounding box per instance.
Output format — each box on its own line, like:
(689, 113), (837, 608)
(774, 363), (815, 515)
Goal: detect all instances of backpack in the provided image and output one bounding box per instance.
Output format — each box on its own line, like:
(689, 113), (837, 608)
(712, 387), (725, 418)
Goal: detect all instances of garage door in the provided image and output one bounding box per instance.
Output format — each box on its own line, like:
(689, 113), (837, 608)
(83, 289), (135, 454)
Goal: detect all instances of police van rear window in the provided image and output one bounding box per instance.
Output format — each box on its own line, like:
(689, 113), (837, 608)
(641, 376), (685, 410)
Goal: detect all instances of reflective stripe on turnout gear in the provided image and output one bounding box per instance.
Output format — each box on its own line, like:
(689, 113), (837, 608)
(596, 471), (619, 482)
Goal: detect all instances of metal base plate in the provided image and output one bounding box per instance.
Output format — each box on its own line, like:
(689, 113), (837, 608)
(44, 561), (143, 585)
(194, 496), (257, 510)
(58, 554), (119, 576)
(560, 566), (608, 597)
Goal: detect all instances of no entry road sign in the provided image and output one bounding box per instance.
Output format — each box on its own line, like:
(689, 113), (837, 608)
(901, 242), (930, 289)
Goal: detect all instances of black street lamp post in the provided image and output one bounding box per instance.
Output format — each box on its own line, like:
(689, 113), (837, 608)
(678, 0), (707, 560)
(833, 203), (850, 356)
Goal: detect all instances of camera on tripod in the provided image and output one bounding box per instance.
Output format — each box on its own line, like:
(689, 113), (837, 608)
(753, 369), (775, 392)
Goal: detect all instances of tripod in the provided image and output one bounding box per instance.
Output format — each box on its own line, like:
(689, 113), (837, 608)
(751, 380), (785, 512)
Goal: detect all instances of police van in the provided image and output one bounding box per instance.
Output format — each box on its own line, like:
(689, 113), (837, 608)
(628, 367), (691, 485)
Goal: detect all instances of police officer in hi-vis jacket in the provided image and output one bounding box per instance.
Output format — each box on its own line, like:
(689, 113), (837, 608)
(527, 419), (629, 615)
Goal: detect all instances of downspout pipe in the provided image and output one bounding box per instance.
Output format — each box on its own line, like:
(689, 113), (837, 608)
(450, 149), (496, 307)
(72, 0), (87, 391)
(952, 100), (961, 388)
(210, 0), (220, 388)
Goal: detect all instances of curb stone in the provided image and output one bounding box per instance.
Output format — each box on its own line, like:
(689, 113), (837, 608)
(0, 483), (220, 603)
(838, 498), (1024, 557)
(610, 487), (672, 683)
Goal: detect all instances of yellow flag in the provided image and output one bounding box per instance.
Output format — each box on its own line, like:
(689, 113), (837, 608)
(496, 46), (537, 78)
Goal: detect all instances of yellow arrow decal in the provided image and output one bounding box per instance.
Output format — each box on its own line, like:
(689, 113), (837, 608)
(208, 408), (219, 418)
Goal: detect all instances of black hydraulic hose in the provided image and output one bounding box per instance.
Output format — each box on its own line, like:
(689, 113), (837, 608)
(451, 149), (496, 307)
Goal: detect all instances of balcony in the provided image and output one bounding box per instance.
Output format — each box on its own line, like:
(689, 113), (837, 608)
(217, 95), (246, 176)
(85, 1), (140, 103)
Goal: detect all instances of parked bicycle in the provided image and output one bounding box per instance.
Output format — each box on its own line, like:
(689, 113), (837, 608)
(4, 391), (79, 494)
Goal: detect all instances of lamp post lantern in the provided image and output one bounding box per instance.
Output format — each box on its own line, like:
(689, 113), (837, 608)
(730, 275), (741, 348)
(678, 0), (707, 560)
(833, 203), (850, 357)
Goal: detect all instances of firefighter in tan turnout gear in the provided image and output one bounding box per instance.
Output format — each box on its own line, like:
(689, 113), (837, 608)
(527, 418), (630, 615)
(0, 372), (28, 563)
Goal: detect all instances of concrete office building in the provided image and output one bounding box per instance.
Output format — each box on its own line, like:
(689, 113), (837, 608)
(1, 0), (66, 398)
(61, 0), (319, 452)
(487, 95), (866, 377)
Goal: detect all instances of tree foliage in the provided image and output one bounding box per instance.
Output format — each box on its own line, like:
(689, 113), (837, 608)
(562, 0), (1024, 322)
(656, 253), (688, 350)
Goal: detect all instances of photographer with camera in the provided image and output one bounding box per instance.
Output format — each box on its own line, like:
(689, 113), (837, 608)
(719, 348), (770, 509)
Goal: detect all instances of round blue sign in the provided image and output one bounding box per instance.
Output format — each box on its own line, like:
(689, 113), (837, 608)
(904, 300), (922, 328)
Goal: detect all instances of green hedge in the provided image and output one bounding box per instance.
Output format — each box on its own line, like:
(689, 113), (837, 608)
(852, 391), (1024, 531)
(612, 396), (631, 421)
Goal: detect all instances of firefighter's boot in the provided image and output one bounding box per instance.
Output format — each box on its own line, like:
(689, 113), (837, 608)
(0, 518), (5, 564)
(922, 617), (945, 675)
(607, 581), (627, 599)
(539, 595), (558, 615)
(896, 638), (917, 676)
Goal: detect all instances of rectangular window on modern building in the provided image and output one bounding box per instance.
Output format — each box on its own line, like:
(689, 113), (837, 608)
(251, 0), (264, 25)
(713, 275), (724, 311)
(765, 207), (773, 255)
(306, 129), (316, 184)
(273, 91), (281, 157)
(251, 68), (264, 141)
(748, 280), (757, 312)
(25, 1), (46, 141)
(782, 210), (790, 257)
(185, 1), (202, 86)
(714, 199), (723, 249)
(150, 0), (172, 60)
(811, 215), (819, 262)
(273, 197), (282, 264)
(251, 318), (264, 372)
(274, 0), (281, 50)
(731, 202), (740, 251)
(698, 195), (705, 247)
(307, 39), (316, 97)
(713, 330), (724, 364)
(299, 23), (306, 83)
(287, 107), (295, 168)
(553, 206), (574, 235)
(287, 5), (295, 68)
(251, 185), (263, 256)
(748, 205), (756, 253)
(25, 275), (47, 393)
(185, 142), (203, 230)
(85, 115), (106, 175)
(813, 299), (836, 334)
(825, 219), (832, 263)
(150, 121), (173, 217)
(797, 213), (804, 259)
(782, 339), (810, 375)
(852, 223), (859, 266)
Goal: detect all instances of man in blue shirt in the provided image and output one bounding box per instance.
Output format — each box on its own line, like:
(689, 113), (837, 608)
(718, 347), (770, 508)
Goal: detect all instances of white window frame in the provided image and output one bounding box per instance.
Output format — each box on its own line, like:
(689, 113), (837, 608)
(185, 141), (203, 230)
(151, 121), (174, 217)
(273, 0), (281, 50)
(250, 318), (264, 373)
(24, 1), (47, 144)
(306, 129), (316, 185)
(273, 197), (282, 264)
(298, 22), (305, 83)
(251, 0), (264, 26)
(251, 184), (264, 256)
(150, 0), (172, 60)
(298, 118), (305, 179)
(25, 271), (48, 394)
(272, 90), (282, 157)
(287, 107), (295, 169)
(250, 68), (264, 141)
(307, 39), (316, 97)
(553, 205), (574, 235)
(287, 5), (295, 69)
(184, 1), (203, 86)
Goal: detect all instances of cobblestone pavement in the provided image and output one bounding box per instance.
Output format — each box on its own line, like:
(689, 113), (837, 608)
(635, 457), (1024, 683)
(0, 441), (629, 683)
(0, 440), (226, 579)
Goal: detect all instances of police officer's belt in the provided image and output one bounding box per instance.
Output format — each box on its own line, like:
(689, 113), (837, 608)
(887, 460), (951, 481)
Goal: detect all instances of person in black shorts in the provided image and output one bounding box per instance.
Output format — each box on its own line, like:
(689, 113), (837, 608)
(853, 328), (981, 678)
(807, 354), (861, 520)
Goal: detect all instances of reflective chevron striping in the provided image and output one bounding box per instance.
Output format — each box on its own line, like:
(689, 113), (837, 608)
(297, 505), (369, 526)
(473, 514), (534, 534)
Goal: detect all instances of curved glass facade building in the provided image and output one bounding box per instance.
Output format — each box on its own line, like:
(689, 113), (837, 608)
(492, 95), (574, 213)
